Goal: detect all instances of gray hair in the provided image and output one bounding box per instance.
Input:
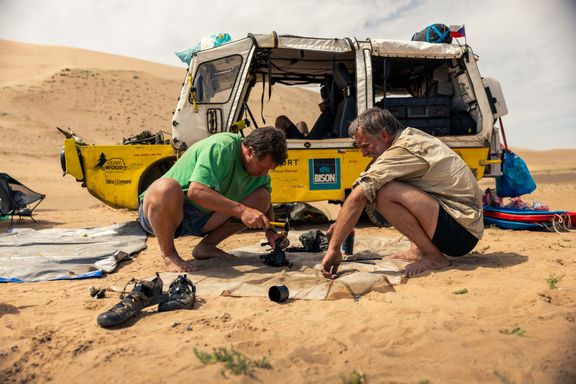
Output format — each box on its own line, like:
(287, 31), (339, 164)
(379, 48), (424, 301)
(348, 108), (404, 137)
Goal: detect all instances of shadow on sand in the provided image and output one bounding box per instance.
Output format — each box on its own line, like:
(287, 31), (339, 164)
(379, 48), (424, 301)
(451, 252), (528, 271)
(0, 219), (68, 231)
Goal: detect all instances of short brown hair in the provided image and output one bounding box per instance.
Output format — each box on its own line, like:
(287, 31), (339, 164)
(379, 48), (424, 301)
(243, 126), (288, 165)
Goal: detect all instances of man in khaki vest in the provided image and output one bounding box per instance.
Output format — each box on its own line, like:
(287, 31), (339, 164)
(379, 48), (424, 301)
(321, 108), (483, 277)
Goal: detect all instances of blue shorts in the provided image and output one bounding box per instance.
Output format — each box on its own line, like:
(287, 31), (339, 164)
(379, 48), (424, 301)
(138, 199), (212, 238)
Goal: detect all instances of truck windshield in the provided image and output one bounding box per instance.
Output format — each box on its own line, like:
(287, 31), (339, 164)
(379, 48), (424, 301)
(193, 55), (243, 104)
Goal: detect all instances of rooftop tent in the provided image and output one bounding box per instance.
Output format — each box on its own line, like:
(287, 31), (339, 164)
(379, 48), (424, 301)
(369, 39), (465, 59)
(0, 173), (45, 224)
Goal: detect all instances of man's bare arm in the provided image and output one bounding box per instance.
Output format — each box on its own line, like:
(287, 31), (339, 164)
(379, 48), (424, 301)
(187, 182), (269, 229)
(321, 187), (367, 278)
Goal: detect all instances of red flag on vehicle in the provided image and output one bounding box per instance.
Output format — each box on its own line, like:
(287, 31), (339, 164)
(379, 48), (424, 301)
(450, 25), (465, 38)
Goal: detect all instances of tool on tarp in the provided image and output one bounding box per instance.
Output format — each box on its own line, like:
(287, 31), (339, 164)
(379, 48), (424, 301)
(342, 256), (383, 265)
(260, 219), (292, 268)
(230, 218), (293, 267)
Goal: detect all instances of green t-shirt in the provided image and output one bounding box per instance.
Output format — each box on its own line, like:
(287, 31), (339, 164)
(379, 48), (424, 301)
(141, 133), (270, 211)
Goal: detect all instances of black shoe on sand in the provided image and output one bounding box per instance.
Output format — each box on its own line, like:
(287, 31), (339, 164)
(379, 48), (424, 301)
(97, 273), (163, 327)
(158, 274), (196, 312)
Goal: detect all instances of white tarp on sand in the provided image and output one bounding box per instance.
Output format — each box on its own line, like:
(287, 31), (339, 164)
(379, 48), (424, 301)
(158, 232), (411, 301)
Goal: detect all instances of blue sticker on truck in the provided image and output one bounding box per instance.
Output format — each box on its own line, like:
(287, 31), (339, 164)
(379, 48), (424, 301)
(309, 158), (340, 190)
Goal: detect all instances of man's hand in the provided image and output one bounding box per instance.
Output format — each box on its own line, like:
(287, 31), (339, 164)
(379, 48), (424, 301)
(321, 248), (342, 279)
(240, 207), (270, 229)
(265, 230), (290, 249)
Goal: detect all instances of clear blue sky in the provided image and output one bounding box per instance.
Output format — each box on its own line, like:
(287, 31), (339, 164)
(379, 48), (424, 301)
(1, 0), (575, 149)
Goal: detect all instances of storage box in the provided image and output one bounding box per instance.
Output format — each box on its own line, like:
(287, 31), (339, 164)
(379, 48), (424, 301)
(382, 97), (451, 119)
(402, 117), (451, 136)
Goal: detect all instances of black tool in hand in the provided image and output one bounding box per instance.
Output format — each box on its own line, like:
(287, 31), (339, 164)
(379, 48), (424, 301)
(230, 217), (292, 267)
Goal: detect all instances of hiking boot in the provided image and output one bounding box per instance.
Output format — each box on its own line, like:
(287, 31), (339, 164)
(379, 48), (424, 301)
(158, 274), (196, 312)
(97, 273), (163, 327)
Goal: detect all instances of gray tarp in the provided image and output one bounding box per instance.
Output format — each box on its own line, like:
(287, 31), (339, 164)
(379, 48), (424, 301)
(0, 222), (147, 282)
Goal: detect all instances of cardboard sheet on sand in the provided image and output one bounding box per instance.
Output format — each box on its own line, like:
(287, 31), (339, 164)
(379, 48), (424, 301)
(0, 222), (147, 282)
(157, 232), (410, 301)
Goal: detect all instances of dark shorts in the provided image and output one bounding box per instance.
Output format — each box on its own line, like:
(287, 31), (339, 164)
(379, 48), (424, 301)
(431, 205), (479, 257)
(138, 199), (212, 238)
(371, 205), (478, 257)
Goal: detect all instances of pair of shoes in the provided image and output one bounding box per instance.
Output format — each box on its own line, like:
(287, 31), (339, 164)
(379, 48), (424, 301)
(158, 274), (196, 312)
(96, 274), (196, 327)
(97, 273), (163, 327)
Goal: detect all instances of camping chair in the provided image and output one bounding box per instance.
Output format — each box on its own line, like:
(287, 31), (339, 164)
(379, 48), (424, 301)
(0, 173), (45, 224)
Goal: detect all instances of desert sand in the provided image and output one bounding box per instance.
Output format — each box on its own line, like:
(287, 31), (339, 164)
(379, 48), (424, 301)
(1, 40), (575, 384)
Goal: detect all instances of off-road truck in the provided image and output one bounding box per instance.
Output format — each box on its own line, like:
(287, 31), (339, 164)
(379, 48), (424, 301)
(60, 31), (507, 209)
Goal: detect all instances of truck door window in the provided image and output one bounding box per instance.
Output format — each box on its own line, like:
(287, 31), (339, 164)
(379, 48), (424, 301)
(192, 55), (243, 104)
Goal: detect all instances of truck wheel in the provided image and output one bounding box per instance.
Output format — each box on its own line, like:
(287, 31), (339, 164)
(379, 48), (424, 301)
(137, 157), (177, 196)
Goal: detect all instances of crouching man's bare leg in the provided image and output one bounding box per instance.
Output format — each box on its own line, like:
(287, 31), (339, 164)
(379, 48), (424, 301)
(375, 181), (449, 276)
(192, 187), (272, 259)
(142, 178), (196, 272)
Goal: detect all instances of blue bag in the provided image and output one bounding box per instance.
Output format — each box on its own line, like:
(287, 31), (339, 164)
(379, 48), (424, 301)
(175, 33), (232, 65)
(411, 24), (453, 44)
(495, 150), (536, 198)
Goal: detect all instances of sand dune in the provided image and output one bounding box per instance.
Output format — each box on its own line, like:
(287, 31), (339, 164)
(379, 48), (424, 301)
(512, 148), (576, 174)
(1, 40), (575, 384)
(0, 39), (182, 84)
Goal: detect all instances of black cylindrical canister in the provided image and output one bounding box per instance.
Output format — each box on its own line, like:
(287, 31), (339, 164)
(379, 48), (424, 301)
(268, 285), (289, 303)
(341, 230), (355, 255)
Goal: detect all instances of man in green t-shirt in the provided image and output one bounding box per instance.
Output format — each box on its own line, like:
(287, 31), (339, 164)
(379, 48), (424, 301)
(139, 127), (288, 272)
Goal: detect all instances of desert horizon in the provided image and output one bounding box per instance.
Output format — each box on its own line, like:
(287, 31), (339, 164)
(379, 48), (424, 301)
(1, 39), (575, 383)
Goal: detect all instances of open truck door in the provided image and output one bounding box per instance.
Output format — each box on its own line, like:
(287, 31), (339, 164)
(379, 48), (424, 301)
(171, 37), (255, 149)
